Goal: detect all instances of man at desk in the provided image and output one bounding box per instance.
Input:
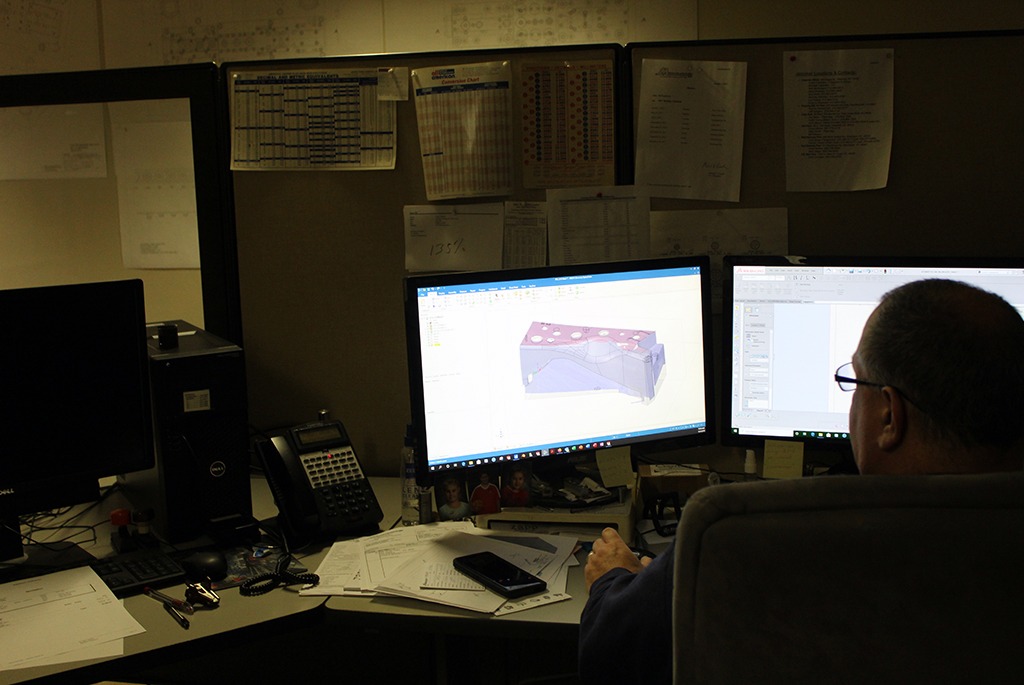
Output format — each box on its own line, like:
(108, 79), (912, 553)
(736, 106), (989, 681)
(579, 279), (1024, 683)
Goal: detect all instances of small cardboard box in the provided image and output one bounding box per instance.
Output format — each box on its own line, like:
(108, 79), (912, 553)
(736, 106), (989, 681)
(636, 463), (709, 511)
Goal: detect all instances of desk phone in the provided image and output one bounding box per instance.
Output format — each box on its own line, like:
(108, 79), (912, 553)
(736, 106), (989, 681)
(256, 420), (383, 543)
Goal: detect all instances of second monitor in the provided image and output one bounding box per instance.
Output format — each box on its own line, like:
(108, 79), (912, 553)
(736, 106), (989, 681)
(723, 255), (1024, 449)
(403, 256), (715, 482)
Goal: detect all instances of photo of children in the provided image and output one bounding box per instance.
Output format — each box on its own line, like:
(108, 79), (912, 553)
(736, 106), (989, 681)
(469, 469), (501, 515)
(501, 464), (532, 507)
(436, 474), (472, 521)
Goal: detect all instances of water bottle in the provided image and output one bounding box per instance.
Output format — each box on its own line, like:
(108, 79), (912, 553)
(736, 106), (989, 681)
(401, 425), (421, 525)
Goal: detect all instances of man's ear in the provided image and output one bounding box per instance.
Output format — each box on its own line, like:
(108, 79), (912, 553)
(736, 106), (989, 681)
(877, 386), (907, 451)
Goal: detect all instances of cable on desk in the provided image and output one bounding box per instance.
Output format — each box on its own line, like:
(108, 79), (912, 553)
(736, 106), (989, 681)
(238, 554), (319, 596)
(14, 482), (125, 556)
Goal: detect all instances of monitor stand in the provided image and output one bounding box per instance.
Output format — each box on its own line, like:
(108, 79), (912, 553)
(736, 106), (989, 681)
(0, 516), (97, 582)
(1, 515), (21, 564)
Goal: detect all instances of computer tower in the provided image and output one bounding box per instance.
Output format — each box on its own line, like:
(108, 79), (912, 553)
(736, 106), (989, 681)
(120, 321), (256, 544)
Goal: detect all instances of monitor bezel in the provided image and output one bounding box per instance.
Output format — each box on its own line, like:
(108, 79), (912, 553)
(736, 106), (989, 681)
(404, 256), (717, 484)
(0, 279), (155, 520)
(721, 253), (1024, 449)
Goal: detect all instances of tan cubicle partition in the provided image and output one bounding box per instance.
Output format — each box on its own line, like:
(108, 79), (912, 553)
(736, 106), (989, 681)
(224, 45), (626, 474)
(626, 30), (1024, 257)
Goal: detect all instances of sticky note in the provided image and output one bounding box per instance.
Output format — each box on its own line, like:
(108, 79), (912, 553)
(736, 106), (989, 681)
(762, 439), (804, 479)
(597, 447), (635, 487)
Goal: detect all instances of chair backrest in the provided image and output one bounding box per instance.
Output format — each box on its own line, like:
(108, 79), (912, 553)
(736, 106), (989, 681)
(672, 472), (1024, 685)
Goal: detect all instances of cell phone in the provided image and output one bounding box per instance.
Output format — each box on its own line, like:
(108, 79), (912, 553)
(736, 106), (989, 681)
(452, 551), (547, 599)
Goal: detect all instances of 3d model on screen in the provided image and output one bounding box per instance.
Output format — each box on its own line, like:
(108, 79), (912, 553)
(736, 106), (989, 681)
(520, 321), (666, 400)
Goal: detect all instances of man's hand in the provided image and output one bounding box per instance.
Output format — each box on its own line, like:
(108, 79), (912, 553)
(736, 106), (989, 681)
(584, 527), (653, 591)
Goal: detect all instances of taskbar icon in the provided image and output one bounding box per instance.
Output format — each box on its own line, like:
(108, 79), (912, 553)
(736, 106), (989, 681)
(793, 430), (849, 440)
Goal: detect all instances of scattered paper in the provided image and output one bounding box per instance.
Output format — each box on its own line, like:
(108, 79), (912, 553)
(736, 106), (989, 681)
(375, 530), (576, 614)
(421, 562), (485, 591)
(305, 523), (577, 617)
(0, 566), (144, 672)
(302, 521), (476, 596)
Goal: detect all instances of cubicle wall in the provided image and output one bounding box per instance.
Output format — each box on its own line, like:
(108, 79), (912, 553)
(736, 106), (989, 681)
(228, 32), (1022, 475)
(225, 45), (625, 471)
(0, 63), (242, 344)
(626, 31), (1024, 256)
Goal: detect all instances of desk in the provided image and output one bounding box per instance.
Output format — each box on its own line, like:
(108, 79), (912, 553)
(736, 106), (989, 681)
(2, 476), (585, 685)
(322, 522), (586, 684)
(1, 474), (333, 685)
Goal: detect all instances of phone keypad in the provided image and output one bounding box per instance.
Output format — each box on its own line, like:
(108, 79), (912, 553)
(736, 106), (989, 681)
(299, 447), (380, 527)
(300, 446), (363, 488)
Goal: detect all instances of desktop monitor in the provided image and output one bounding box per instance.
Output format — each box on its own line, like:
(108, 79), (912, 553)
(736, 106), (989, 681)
(0, 279), (154, 563)
(403, 256), (715, 485)
(722, 255), (1024, 450)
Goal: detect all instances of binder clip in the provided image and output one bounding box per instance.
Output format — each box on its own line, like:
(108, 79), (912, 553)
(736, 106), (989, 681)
(185, 581), (221, 608)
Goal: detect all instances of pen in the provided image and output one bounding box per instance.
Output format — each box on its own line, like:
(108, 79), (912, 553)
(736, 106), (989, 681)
(163, 602), (190, 630)
(144, 586), (195, 615)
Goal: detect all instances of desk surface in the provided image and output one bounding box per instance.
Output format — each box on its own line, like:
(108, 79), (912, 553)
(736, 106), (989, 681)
(2, 475), (587, 684)
(321, 476), (586, 640)
(1, 475), (330, 685)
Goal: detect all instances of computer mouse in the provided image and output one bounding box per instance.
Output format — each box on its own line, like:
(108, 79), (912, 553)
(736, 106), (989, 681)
(181, 550), (229, 582)
(630, 546), (657, 560)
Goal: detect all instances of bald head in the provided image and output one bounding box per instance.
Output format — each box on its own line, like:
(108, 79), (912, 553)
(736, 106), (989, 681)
(855, 279), (1024, 463)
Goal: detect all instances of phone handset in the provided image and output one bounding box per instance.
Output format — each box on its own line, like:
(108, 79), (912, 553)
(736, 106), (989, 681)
(256, 419), (383, 544)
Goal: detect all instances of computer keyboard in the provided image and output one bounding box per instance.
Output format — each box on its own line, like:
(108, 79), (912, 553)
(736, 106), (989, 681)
(90, 549), (187, 598)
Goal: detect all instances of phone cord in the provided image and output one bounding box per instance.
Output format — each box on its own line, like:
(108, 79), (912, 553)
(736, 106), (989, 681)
(239, 557), (320, 597)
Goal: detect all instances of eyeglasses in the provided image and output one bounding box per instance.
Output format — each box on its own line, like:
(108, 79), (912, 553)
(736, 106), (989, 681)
(834, 362), (914, 405)
(834, 362), (884, 392)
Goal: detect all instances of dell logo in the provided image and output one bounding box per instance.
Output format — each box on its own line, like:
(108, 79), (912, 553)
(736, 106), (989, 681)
(0, 487), (14, 497)
(209, 461), (227, 478)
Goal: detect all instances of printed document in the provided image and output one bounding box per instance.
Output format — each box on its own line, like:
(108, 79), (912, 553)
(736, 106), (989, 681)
(635, 59), (747, 202)
(412, 61), (513, 200)
(783, 48), (894, 191)
(0, 566), (144, 672)
(546, 185), (650, 265)
(374, 530), (576, 614)
(229, 68), (398, 170)
(404, 203), (504, 272)
(520, 61), (616, 189)
(303, 523), (576, 615)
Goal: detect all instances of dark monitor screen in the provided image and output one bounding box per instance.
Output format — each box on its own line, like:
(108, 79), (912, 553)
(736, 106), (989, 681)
(0, 280), (154, 530)
(722, 255), (1024, 448)
(403, 257), (715, 479)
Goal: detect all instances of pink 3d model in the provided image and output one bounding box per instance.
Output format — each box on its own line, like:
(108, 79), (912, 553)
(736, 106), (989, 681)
(520, 322), (665, 400)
